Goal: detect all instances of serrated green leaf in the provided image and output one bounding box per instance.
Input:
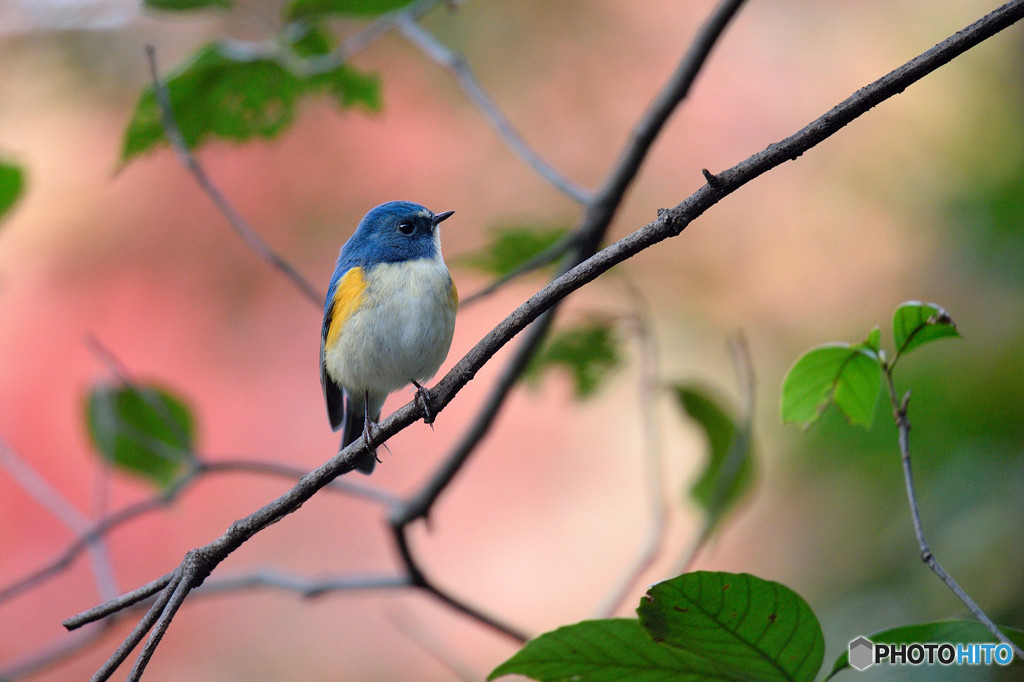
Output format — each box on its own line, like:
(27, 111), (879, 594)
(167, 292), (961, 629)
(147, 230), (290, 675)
(454, 225), (571, 278)
(638, 572), (824, 682)
(121, 42), (380, 162)
(488, 618), (730, 681)
(826, 620), (1024, 679)
(0, 160), (25, 222)
(85, 382), (196, 487)
(892, 301), (960, 361)
(144, 0), (230, 9)
(780, 343), (882, 429)
(523, 321), (620, 398)
(285, 0), (416, 21)
(674, 385), (754, 525)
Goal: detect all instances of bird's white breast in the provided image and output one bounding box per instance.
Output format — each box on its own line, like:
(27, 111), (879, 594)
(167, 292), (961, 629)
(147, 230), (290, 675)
(323, 258), (456, 396)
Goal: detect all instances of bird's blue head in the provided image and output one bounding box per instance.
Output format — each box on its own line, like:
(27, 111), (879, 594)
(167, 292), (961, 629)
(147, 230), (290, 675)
(339, 201), (454, 266)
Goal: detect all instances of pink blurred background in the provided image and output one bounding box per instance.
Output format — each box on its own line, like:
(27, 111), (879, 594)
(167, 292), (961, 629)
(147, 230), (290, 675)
(2, 1), (1022, 679)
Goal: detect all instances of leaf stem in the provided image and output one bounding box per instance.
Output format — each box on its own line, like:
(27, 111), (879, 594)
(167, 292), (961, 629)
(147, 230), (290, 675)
(882, 366), (1023, 657)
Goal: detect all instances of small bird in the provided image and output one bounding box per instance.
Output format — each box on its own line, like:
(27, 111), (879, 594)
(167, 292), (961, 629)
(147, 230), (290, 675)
(320, 201), (458, 474)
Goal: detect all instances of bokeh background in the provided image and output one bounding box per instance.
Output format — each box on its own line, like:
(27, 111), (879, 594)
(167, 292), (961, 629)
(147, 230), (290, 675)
(1, 0), (1023, 679)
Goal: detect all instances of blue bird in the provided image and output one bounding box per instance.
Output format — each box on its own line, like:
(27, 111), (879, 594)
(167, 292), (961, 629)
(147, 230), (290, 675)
(320, 201), (458, 474)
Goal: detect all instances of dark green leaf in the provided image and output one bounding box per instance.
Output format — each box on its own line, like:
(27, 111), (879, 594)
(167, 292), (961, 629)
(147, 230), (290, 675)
(121, 42), (380, 161)
(892, 301), (960, 361)
(85, 382), (196, 487)
(488, 618), (730, 681)
(780, 342), (882, 429)
(523, 321), (620, 398)
(0, 160), (25, 222)
(454, 224), (571, 278)
(285, 0), (416, 21)
(826, 620), (1024, 679)
(145, 0), (230, 9)
(673, 385), (754, 525)
(289, 23), (336, 58)
(638, 572), (824, 682)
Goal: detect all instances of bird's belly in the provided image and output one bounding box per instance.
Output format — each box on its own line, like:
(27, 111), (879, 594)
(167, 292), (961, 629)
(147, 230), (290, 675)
(324, 259), (456, 395)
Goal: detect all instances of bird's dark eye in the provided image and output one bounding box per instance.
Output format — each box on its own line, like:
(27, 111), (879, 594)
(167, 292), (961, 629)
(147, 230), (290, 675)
(397, 221), (415, 235)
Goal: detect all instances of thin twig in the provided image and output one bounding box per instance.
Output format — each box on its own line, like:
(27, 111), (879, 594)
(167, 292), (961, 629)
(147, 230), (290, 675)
(0, 436), (120, 602)
(397, 17), (592, 204)
(144, 45), (323, 307)
(459, 231), (579, 306)
(883, 373), (1024, 657)
(593, 279), (669, 617)
(76, 2), (1024, 676)
(676, 332), (756, 571)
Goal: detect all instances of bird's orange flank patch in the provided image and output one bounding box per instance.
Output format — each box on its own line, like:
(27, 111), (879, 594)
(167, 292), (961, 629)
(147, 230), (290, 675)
(327, 267), (367, 348)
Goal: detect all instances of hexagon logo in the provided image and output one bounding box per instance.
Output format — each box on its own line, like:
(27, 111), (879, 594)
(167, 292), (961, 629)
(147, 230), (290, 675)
(849, 636), (875, 671)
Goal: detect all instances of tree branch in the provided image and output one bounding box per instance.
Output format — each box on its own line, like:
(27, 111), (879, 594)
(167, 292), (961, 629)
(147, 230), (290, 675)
(144, 45), (323, 307)
(397, 16), (592, 204)
(883, 374), (1024, 658)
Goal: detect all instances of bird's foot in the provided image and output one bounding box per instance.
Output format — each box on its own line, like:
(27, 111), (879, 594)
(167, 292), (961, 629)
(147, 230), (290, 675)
(411, 380), (435, 429)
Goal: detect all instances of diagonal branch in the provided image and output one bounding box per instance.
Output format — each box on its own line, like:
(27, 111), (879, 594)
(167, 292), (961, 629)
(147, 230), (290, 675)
(391, 0), (750, 528)
(144, 46), (323, 307)
(883, 377), (1024, 658)
(397, 16), (592, 204)
(70, 1), (1024, 677)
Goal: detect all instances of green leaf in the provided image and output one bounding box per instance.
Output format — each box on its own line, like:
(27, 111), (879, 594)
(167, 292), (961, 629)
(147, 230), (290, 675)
(523, 321), (620, 398)
(892, 301), (960, 361)
(780, 341), (882, 430)
(673, 385), (754, 525)
(144, 0), (231, 9)
(454, 224), (571, 278)
(638, 572), (824, 682)
(284, 0), (416, 21)
(121, 42), (380, 162)
(85, 382), (196, 487)
(488, 618), (731, 681)
(0, 160), (25, 222)
(826, 620), (1024, 679)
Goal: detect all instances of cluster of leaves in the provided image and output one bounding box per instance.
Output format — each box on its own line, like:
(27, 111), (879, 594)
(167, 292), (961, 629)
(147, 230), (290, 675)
(489, 571), (1024, 681)
(121, 0), (429, 163)
(780, 302), (960, 430)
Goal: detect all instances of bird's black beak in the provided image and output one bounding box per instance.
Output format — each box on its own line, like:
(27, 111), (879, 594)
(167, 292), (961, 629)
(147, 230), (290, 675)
(432, 210), (455, 226)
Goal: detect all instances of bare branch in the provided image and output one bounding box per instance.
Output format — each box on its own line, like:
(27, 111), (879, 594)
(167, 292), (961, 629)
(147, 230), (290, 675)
(392, 0), (751, 527)
(883, 372), (1024, 658)
(593, 279), (669, 617)
(398, 17), (592, 204)
(143, 45), (323, 307)
(0, 436), (119, 602)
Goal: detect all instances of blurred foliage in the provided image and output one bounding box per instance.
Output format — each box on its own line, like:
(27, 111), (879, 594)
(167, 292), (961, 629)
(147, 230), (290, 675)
(0, 160), (24, 223)
(522, 320), (620, 398)
(85, 382), (196, 487)
(121, 41), (380, 162)
(673, 384), (754, 530)
(453, 224), (571, 278)
(284, 0), (417, 21)
(491, 571), (823, 682)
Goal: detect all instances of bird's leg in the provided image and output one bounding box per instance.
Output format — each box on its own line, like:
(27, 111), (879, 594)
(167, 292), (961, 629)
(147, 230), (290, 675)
(362, 392), (387, 463)
(411, 380), (435, 429)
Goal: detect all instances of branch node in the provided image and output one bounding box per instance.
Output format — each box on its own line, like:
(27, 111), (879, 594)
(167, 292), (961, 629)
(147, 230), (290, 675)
(701, 167), (723, 187)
